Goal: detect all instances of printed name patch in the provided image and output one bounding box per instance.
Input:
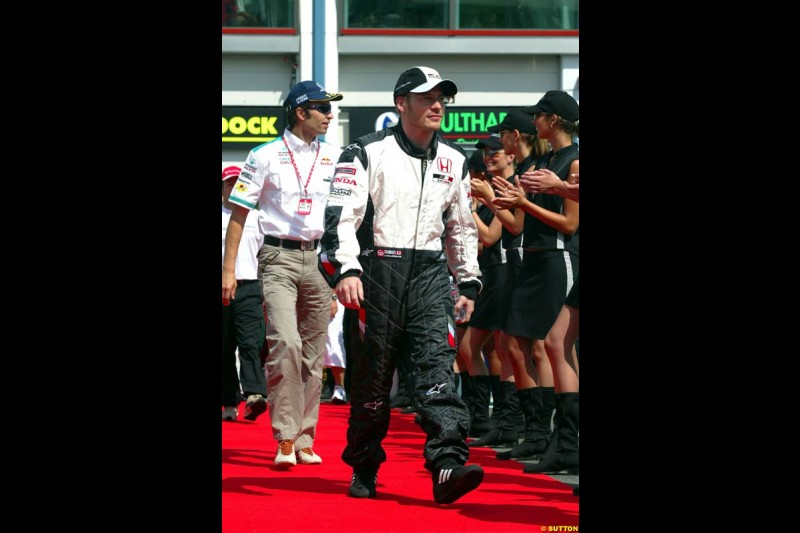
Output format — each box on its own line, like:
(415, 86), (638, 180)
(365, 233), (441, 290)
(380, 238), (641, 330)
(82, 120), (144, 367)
(432, 173), (454, 184)
(376, 249), (403, 258)
(335, 167), (357, 175)
(330, 187), (351, 196)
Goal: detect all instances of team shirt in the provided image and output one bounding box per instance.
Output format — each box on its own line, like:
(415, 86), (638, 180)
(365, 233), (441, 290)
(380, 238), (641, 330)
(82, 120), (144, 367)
(222, 205), (262, 280)
(228, 128), (342, 241)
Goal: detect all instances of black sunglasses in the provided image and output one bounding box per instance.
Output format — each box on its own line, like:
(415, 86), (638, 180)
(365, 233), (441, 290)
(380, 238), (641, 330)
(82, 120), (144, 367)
(306, 104), (332, 114)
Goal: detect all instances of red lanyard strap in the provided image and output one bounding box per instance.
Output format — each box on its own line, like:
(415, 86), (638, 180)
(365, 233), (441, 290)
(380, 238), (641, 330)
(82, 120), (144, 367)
(282, 135), (320, 197)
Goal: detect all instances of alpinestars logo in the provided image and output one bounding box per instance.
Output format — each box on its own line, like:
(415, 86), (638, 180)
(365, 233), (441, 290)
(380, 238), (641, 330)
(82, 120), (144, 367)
(364, 400), (384, 410)
(426, 383), (447, 396)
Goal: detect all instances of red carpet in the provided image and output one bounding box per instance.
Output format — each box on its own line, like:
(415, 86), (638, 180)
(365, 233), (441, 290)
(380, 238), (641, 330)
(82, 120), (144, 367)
(222, 402), (579, 532)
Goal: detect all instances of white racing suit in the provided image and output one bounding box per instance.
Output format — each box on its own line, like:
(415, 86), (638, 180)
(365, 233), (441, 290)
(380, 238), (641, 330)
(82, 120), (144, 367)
(318, 123), (482, 472)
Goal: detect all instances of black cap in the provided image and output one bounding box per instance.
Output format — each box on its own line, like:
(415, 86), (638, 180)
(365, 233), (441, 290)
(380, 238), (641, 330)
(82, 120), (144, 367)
(487, 109), (537, 135)
(393, 66), (458, 98)
(475, 134), (503, 150)
(468, 150), (486, 172)
(521, 90), (579, 122)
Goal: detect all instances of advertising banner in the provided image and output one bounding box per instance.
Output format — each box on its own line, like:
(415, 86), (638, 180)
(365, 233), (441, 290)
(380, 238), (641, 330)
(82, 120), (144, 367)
(223, 107), (510, 151)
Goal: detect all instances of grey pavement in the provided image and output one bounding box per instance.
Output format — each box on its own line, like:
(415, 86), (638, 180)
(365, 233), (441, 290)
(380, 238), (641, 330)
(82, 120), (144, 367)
(491, 442), (579, 491)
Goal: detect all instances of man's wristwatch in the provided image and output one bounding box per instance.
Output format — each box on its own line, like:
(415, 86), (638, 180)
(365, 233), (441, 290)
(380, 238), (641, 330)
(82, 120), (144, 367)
(331, 293), (338, 301)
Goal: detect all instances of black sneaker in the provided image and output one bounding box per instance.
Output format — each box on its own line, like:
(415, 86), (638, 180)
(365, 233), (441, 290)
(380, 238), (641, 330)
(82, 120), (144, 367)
(320, 381), (333, 401)
(349, 468), (377, 498)
(433, 464), (484, 504)
(243, 394), (267, 421)
(389, 395), (411, 408)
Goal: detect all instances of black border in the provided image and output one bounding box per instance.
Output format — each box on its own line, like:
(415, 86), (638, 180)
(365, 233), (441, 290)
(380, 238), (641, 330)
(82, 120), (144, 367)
(68, 5), (222, 529)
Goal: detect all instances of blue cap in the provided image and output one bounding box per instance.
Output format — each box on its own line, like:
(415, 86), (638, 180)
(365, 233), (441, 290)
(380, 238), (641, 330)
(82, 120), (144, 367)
(283, 80), (343, 110)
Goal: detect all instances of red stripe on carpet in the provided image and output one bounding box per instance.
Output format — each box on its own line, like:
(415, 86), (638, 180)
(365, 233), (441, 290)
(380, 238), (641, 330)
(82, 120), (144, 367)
(223, 402), (578, 532)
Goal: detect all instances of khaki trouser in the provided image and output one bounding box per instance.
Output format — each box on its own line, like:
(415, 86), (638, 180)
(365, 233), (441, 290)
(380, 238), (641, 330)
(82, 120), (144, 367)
(258, 244), (330, 450)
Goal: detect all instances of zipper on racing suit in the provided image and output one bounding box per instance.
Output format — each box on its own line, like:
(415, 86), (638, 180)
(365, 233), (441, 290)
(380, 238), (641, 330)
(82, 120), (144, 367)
(408, 157), (428, 297)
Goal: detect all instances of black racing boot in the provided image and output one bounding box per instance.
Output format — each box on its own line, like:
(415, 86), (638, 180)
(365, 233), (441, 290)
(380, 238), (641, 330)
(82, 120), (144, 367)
(432, 462), (484, 504)
(469, 381), (519, 447)
(524, 392), (578, 474)
(469, 375), (493, 437)
(349, 468), (378, 498)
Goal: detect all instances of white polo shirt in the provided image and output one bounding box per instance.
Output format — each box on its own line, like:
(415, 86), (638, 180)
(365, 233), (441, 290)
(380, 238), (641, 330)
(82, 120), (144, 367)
(222, 204), (263, 280)
(228, 128), (342, 242)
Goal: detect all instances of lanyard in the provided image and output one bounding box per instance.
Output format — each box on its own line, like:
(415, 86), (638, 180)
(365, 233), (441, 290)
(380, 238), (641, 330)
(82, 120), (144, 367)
(282, 135), (320, 198)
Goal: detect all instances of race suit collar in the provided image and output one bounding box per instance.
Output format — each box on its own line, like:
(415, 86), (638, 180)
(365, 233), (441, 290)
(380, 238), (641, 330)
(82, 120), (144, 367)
(392, 120), (439, 160)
